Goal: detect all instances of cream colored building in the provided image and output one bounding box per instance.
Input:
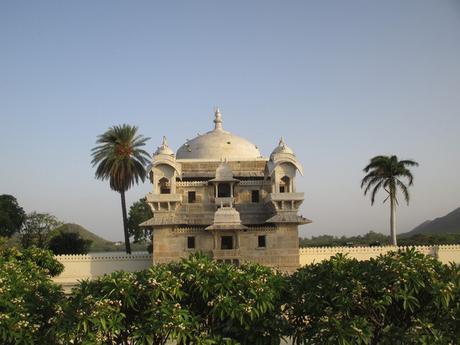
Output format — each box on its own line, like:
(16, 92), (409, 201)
(141, 109), (311, 272)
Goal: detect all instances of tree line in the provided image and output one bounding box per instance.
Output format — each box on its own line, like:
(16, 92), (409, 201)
(299, 231), (460, 248)
(0, 194), (152, 254)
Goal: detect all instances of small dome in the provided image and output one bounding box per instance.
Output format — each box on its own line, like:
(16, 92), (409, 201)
(176, 109), (261, 160)
(155, 136), (174, 156)
(210, 161), (239, 182)
(270, 137), (294, 159)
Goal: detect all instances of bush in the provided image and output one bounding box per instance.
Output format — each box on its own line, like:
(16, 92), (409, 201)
(48, 231), (92, 255)
(59, 253), (286, 344)
(286, 248), (460, 344)
(0, 246), (64, 277)
(170, 253), (287, 344)
(0, 247), (64, 344)
(59, 265), (205, 344)
(0, 248), (458, 344)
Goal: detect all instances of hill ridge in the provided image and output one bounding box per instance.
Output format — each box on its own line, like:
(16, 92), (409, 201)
(405, 207), (460, 235)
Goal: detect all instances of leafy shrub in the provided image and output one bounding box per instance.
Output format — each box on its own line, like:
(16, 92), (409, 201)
(59, 265), (206, 344)
(286, 248), (460, 344)
(0, 248), (458, 344)
(0, 246), (64, 277)
(171, 253), (287, 344)
(0, 247), (64, 344)
(59, 253), (286, 344)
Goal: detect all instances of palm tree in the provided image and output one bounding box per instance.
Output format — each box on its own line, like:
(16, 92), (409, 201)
(91, 124), (150, 254)
(361, 155), (418, 246)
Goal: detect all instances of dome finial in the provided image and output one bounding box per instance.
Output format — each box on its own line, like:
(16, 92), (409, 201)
(279, 137), (286, 147)
(214, 107), (223, 130)
(155, 135), (174, 155)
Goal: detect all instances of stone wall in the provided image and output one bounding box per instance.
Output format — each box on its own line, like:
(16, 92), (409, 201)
(299, 245), (460, 266)
(53, 253), (152, 292)
(52, 245), (460, 291)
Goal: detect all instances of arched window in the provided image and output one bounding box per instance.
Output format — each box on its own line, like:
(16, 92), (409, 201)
(279, 176), (290, 193)
(158, 177), (170, 194)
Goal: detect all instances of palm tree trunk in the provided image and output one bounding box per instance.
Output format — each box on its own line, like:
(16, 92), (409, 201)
(120, 190), (132, 254)
(390, 193), (397, 246)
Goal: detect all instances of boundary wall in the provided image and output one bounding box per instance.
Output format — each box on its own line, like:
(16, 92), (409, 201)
(53, 253), (152, 291)
(299, 245), (460, 266)
(52, 245), (460, 290)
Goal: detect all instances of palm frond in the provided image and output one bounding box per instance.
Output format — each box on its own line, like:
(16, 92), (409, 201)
(91, 124), (151, 193)
(396, 178), (410, 205)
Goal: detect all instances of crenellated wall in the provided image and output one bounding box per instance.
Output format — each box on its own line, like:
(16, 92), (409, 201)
(53, 253), (152, 292)
(299, 245), (460, 266)
(52, 245), (460, 291)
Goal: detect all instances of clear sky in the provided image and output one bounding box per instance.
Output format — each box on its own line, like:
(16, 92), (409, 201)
(1, 1), (459, 241)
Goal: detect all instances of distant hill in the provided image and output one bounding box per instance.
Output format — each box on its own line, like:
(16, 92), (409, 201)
(52, 223), (149, 252)
(51, 223), (117, 252)
(404, 207), (460, 236)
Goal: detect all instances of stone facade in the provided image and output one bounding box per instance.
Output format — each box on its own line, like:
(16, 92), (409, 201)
(141, 109), (311, 272)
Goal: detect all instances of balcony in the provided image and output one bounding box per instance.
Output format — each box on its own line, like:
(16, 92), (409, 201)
(213, 196), (234, 207)
(147, 193), (182, 203)
(267, 192), (304, 202)
(266, 192), (304, 212)
(212, 249), (240, 259)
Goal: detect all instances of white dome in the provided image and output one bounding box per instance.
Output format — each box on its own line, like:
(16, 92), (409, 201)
(270, 137), (295, 159)
(176, 109), (261, 160)
(154, 136), (174, 156)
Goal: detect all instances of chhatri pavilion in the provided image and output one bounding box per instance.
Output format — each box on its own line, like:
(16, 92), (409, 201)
(141, 109), (310, 272)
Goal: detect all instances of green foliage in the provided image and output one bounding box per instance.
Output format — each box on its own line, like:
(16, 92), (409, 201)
(127, 198), (153, 243)
(91, 124), (150, 193)
(361, 155), (418, 206)
(91, 124), (151, 254)
(0, 249), (458, 344)
(170, 253), (287, 344)
(286, 248), (459, 344)
(19, 212), (61, 249)
(361, 155), (419, 246)
(59, 253), (286, 344)
(0, 194), (26, 238)
(60, 265), (208, 344)
(48, 230), (92, 255)
(0, 247), (64, 344)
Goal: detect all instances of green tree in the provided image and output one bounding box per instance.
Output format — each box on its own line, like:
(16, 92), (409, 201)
(48, 231), (92, 255)
(361, 155), (418, 246)
(91, 124), (150, 254)
(19, 212), (61, 249)
(0, 194), (25, 238)
(127, 197), (153, 243)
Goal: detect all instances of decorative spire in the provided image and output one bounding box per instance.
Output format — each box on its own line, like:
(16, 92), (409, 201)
(155, 135), (174, 155)
(214, 108), (223, 130)
(279, 137), (286, 147)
